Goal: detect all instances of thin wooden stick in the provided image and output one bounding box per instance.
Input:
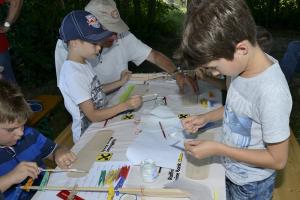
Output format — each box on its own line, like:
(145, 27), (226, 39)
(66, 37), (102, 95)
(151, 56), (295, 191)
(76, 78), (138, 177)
(20, 186), (189, 198)
(38, 168), (87, 173)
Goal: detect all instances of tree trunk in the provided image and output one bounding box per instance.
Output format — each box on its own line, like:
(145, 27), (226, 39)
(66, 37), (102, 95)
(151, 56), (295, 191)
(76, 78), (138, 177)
(147, 0), (156, 32)
(121, 0), (130, 22)
(115, 0), (120, 9)
(133, 0), (142, 31)
(186, 0), (192, 15)
(148, 0), (156, 21)
(265, 0), (274, 27)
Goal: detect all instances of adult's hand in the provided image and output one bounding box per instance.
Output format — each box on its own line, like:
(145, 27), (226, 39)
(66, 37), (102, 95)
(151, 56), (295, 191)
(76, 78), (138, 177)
(0, 26), (9, 33)
(175, 72), (199, 94)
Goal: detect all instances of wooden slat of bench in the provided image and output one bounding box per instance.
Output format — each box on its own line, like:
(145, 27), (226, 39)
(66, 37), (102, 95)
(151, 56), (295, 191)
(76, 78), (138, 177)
(54, 123), (74, 149)
(27, 95), (62, 126)
(273, 132), (300, 199)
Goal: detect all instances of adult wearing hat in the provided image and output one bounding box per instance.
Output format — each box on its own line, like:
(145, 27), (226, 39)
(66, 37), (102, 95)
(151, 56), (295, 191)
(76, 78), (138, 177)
(55, 0), (198, 94)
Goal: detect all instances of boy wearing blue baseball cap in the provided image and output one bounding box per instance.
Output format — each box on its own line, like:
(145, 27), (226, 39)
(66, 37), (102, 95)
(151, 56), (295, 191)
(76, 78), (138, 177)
(58, 10), (142, 143)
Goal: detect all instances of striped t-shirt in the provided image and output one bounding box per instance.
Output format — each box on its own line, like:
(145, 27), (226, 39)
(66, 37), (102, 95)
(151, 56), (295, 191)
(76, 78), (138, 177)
(0, 127), (56, 200)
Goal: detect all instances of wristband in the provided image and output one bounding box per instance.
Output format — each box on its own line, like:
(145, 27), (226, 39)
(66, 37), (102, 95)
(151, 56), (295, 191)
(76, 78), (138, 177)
(171, 66), (182, 76)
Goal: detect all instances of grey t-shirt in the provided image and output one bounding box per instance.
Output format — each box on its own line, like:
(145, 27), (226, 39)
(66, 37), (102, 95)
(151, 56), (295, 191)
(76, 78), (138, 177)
(222, 62), (292, 185)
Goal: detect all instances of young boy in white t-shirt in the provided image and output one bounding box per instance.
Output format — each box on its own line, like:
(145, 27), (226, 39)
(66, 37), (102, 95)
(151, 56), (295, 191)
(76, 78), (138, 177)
(58, 10), (142, 143)
(178, 0), (292, 199)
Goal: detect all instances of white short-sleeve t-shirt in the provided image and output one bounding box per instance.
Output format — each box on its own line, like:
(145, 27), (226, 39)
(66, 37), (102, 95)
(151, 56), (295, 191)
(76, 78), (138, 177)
(58, 60), (107, 143)
(222, 62), (292, 185)
(55, 32), (152, 85)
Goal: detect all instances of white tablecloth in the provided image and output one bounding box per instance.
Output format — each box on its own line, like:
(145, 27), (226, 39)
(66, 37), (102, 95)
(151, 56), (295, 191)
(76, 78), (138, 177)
(33, 77), (226, 200)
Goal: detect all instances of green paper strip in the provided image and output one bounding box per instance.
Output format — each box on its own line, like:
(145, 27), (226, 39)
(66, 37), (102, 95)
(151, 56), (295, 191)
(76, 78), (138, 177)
(118, 85), (135, 103)
(38, 171), (50, 191)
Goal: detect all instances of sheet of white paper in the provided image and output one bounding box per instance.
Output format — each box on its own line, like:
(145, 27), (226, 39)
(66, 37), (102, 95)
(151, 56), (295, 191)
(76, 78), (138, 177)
(127, 115), (185, 169)
(149, 105), (177, 118)
(33, 161), (131, 200)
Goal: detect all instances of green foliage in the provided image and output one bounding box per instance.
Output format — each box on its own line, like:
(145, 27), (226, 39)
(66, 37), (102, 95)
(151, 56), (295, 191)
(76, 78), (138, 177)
(2, 0), (300, 89)
(246, 0), (300, 29)
(117, 0), (182, 42)
(6, 0), (89, 87)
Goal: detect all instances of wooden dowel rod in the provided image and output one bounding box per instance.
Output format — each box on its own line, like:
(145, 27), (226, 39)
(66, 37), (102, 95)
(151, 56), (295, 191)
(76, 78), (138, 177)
(20, 186), (189, 197)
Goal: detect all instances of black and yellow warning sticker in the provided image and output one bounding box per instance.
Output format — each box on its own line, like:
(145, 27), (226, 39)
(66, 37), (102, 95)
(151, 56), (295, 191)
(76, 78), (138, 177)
(178, 114), (189, 119)
(122, 113), (134, 120)
(96, 152), (113, 162)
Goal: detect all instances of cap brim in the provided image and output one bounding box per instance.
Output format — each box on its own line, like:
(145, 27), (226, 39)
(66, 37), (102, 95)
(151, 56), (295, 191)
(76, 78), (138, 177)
(84, 31), (113, 43)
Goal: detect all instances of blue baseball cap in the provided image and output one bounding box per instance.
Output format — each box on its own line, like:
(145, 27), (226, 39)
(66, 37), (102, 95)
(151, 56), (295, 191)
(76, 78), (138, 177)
(59, 10), (113, 43)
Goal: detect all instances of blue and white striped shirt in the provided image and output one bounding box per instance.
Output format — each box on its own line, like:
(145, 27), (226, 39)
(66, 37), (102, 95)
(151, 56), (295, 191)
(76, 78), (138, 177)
(0, 127), (56, 200)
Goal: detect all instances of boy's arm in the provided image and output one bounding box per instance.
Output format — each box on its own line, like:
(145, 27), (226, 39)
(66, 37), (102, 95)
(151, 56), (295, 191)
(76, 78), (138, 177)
(185, 138), (289, 170)
(46, 146), (76, 169)
(205, 106), (224, 122)
(0, 162), (39, 192)
(79, 96), (141, 122)
(219, 138), (289, 170)
(102, 70), (131, 93)
(102, 80), (124, 93)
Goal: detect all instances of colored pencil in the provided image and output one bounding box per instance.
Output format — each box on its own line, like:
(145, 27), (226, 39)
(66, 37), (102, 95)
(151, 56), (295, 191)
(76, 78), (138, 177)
(158, 121), (167, 139)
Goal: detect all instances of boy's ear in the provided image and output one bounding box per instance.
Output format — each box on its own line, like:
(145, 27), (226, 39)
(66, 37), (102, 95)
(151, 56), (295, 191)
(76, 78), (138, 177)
(235, 40), (249, 56)
(69, 40), (80, 48)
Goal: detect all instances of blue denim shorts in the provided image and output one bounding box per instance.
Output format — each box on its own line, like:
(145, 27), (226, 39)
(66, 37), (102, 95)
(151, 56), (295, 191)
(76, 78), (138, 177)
(226, 172), (276, 200)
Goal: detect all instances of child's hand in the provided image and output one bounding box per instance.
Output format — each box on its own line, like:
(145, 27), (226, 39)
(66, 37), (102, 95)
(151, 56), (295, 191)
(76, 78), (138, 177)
(120, 70), (132, 84)
(54, 147), (77, 169)
(181, 115), (208, 133)
(8, 162), (40, 184)
(125, 95), (142, 110)
(184, 140), (221, 159)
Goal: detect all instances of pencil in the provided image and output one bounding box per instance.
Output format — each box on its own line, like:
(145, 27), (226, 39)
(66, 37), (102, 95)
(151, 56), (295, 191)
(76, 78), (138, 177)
(158, 121), (167, 139)
(103, 119), (108, 128)
(163, 96), (167, 105)
(158, 167), (162, 174)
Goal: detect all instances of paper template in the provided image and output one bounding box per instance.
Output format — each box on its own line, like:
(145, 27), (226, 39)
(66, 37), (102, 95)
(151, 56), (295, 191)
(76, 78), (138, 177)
(43, 161), (131, 200)
(126, 113), (186, 169)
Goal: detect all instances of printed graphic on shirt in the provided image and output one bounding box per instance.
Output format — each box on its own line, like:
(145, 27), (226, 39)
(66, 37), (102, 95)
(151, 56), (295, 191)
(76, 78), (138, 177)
(222, 106), (252, 148)
(222, 105), (253, 179)
(80, 76), (107, 136)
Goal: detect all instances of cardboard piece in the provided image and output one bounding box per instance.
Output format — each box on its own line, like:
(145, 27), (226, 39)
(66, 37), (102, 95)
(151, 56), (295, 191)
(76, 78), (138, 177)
(185, 131), (215, 180)
(67, 130), (113, 178)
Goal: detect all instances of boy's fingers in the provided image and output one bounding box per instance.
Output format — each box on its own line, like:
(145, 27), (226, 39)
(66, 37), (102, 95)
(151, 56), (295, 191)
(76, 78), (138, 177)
(26, 167), (39, 179)
(69, 152), (77, 161)
(24, 162), (39, 172)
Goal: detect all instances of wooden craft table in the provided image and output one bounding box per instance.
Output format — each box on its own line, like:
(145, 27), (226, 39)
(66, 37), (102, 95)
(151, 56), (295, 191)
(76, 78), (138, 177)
(32, 75), (226, 200)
